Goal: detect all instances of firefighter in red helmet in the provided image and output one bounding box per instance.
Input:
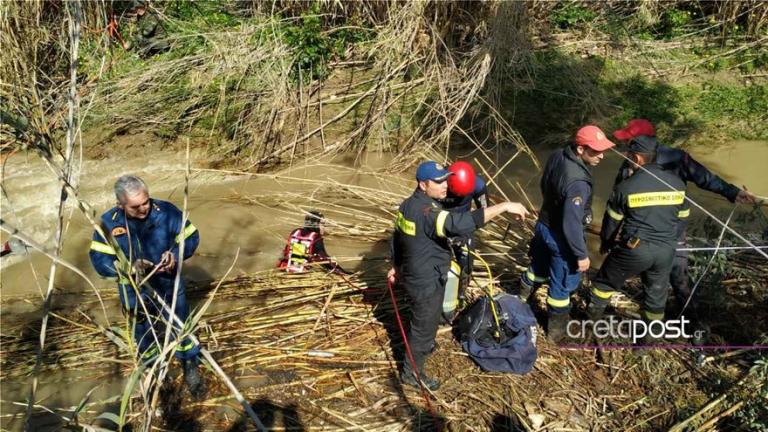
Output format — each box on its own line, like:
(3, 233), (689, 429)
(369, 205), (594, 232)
(442, 161), (488, 312)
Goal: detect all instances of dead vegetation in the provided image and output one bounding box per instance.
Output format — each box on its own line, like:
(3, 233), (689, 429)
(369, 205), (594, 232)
(2, 240), (765, 430)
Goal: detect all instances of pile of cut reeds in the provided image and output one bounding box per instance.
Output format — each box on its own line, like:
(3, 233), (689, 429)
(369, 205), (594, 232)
(3, 261), (753, 431)
(5, 207), (764, 431)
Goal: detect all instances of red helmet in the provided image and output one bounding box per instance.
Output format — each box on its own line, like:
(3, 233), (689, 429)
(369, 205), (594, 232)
(447, 161), (476, 197)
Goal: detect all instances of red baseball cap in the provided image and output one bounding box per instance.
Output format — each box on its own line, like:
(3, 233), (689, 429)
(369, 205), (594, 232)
(613, 119), (656, 140)
(574, 125), (615, 151)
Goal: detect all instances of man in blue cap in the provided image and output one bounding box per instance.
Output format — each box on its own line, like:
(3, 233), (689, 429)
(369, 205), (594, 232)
(388, 161), (529, 390)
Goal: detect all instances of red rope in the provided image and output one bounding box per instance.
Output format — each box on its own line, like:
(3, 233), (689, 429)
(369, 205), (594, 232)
(386, 279), (442, 429)
(107, 12), (128, 50)
(332, 271), (442, 429)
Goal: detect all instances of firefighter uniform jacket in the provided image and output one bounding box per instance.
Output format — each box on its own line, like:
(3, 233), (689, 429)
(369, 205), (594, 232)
(391, 189), (485, 284)
(89, 199), (200, 308)
(614, 144), (741, 222)
(601, 163), (686, 248)
(537, 145), (593, 260)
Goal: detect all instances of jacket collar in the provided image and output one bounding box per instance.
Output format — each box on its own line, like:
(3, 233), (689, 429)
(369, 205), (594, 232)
(112, 199), (159, 228)
(564, 145), (592, 177)
(413, 188), (442, 208)
(640, 162), (662, 172)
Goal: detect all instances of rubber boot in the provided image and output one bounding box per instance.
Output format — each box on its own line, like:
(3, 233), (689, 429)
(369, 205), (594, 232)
(182, 359), (206, 399)
(401, 356), (440, 391)
(636, 316), (664, 349)
(685, 308), (710, 346)
(517, 279), (535, 302)
(547, 312), (570, 344)
(640, 331), (663, 346)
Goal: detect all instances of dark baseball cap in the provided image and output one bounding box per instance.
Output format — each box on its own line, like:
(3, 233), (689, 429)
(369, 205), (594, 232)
(626, 135), (658, 154)
(416, 161), (453, 182)
(304, 210), (323, 228)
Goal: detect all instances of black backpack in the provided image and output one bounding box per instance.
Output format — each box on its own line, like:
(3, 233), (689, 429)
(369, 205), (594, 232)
(454, 294), (538, 374)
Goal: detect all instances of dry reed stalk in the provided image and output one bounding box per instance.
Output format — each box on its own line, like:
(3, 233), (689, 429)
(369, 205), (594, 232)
(76, 1), (541, 172)
(24, 2), (83, 428)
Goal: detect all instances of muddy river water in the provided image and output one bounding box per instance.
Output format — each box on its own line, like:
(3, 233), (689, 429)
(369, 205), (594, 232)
(1, 140), (766, 429)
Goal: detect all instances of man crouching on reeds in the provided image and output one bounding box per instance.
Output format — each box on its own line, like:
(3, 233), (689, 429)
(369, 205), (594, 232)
(89, 175), (205, 398)
(388, 161), (529, 390)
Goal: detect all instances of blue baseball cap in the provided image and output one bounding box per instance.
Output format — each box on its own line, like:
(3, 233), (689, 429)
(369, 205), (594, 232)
(416, 161), (453, 182)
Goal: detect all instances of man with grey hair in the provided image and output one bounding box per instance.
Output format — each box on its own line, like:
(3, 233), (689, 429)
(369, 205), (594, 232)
(89, 174), (204, 398)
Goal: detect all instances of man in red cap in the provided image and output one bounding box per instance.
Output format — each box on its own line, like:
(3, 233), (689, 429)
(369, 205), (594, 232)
(519, 125), (614, 343)
(587, 135), (688, 345)
(611, 119), (756, 344)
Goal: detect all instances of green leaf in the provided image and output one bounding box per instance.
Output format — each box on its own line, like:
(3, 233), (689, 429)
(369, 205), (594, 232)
(95, 411), (121, 425)
(70, 385), (99, 424)
(118, 366), (144, 430)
